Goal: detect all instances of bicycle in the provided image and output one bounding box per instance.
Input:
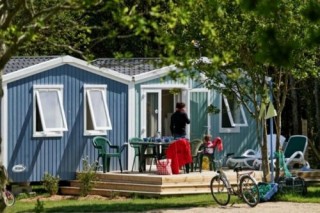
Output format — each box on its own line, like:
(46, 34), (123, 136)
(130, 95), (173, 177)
(1, 187), (15, 206)
(210, 155), (260, 207)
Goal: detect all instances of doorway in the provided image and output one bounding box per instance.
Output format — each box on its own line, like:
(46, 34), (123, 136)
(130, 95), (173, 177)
(141, 87), (209, 139)
(142, 89), (175, 138)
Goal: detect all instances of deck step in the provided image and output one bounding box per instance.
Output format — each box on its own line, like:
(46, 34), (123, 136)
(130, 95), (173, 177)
(91, 171), (263, 184)
(60, 186), (211, 197)
(69, 180), (212, 193)
(91, 172), (216, 185)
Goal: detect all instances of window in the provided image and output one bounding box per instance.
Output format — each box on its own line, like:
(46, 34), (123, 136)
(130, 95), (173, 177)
(33, 85), (68, 137)
(220, 92), (248, 133)
(84, 85), (112, 135)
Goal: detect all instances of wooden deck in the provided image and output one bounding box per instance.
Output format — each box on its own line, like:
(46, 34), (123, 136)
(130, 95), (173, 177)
(60, 169), (264, 197)
(290, 169), (320, 184)
(59, 168), (320, 197)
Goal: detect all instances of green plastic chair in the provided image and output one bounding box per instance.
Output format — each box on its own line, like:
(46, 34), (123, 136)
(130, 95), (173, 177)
(129, 137), (143, 172)
(198, 144), (215, 172)
(145, 139), (159, 172)
(282, 135), (309, 169)
(92, 136), (127, 173)
(189, 139), (203, 172)
(254, 135), (309, 170)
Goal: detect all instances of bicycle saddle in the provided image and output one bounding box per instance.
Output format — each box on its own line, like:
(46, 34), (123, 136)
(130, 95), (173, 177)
(233, 166), (242, 173)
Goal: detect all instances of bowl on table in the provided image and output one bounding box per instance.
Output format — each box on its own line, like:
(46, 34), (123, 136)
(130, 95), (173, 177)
(143, 138), (149, 142)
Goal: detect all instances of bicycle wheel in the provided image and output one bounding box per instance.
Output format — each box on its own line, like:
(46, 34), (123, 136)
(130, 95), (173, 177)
(3, 190), (15, 206)
(239, 175), (260, 207)
(210, 175), (230, 206)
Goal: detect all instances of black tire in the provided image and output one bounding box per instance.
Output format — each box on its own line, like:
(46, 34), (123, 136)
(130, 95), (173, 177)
(3, 190), (15, 207)
(210, 175), (230, 206)
(239, 175), (260, 207)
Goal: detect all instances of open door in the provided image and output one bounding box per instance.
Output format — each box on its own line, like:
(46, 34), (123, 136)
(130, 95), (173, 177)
(141, 89), (175, 138)
(141, 89), (161, 138)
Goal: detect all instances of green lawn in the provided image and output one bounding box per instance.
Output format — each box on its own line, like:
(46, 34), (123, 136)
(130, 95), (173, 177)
(4, 194), (217, 213)
(3, 186), (320, 213)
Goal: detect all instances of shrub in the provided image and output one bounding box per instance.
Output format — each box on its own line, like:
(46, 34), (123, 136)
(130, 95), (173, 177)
(42, 173), (60, 195)
(77, 156), (98, 196)
(0, 165), (8, 190)
(34, 198), (44, 213)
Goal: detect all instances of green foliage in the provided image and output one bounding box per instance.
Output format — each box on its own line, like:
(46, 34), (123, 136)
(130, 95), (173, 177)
(0, 165), (8, 190)
(42, 173), (60, 196)
(0, 0), (102, 71)
(169, 88), (182, 95)
(77, 156), (98, 197)
(2, 0), (320, 186)
(207, 104), (220, 115)
(300, 0), (320, 23)
(34, 198), (44, 213)
(135, 0), (320, 180)
(17, 3), (92, 58)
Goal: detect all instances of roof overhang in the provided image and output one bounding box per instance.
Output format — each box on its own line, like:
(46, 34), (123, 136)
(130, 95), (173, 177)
(133, 65), (177, 84)
(3, 56), (132, 85)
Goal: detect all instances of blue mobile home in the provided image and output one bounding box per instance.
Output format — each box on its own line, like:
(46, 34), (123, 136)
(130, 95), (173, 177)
(1, 56), (258, 183)
(94, 58), (258, 167)
(1, 56), (131, 182)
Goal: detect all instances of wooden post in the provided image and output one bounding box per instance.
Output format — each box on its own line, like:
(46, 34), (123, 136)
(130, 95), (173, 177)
(301, 119), (308, 161)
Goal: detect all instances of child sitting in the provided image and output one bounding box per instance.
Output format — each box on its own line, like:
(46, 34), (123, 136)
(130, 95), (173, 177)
(203, 135), (223, 154)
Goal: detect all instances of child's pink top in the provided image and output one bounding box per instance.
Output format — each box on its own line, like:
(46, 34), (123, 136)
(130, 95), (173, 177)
(204, 137), (223, 154)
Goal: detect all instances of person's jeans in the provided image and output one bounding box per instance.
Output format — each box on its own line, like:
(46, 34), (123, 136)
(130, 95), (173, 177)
(185, 163), (190, 173)
(173, 134), (186, 140)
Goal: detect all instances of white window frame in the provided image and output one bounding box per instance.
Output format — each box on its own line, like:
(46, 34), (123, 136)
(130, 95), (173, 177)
(140, 88), (162, 138)
(140, 84), (188, 138)
(33, 85), (68, 137)
(84, 85), (112, 136)
(219, 92), (248, 133)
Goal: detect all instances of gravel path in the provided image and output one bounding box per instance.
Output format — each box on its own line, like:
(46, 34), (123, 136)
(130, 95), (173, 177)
(147, 202), (320, 213)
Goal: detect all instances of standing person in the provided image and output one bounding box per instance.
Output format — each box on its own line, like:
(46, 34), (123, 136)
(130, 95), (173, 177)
(170, 102), (191, 173)
(170, 102), (190, 139)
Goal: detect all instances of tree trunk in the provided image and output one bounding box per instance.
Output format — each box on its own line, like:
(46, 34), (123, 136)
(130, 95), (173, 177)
(290, 76), (299, 134)
(314, 81), (320, 149)
(261, 124), (270, 181)
(273, 69), (288, 180)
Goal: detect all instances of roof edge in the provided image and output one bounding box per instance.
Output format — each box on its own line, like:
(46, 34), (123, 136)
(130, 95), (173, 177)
(134, 65), (177, 83)
(3, 55), (132, 84)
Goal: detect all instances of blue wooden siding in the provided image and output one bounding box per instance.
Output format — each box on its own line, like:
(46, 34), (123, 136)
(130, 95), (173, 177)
(7, 64), (128, 182)
(210, 91), (258, 159)
(191, 78), (259, 159)
(189, 91), (208, 140)
(134, 75), (258, 160)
